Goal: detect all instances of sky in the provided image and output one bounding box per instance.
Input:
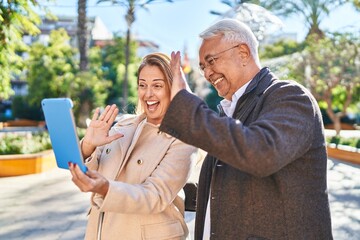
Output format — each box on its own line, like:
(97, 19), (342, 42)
(40, 0), (360, 59)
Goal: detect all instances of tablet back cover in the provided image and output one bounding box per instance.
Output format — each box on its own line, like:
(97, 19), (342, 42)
(41, 98), (87, 172)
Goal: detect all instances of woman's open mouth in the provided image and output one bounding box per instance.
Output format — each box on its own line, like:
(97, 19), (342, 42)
(146, 101), (159, 111)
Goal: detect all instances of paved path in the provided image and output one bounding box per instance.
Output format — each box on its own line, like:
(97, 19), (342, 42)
(327, 158), (360, 240)
(0, 158), (359, 239)
(0, 169), (90, 240)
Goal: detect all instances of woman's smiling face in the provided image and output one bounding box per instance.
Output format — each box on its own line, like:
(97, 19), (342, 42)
(138, 65), (171, 125)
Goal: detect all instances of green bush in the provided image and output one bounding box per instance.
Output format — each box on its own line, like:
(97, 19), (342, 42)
(329, 136), (341, 145)
(0, 128), (86, 155)
(356, 139), (360, 149)
(326, 136), (360, 149)
(0, 132), (52, 155)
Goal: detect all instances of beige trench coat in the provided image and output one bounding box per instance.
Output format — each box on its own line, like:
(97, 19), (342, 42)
(83, 114), (196, 240)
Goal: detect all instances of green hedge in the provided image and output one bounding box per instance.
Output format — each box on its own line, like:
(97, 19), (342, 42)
(327, 136), (360, 149)
(0, 128), (86, 155)
(0, 132), (52, 155)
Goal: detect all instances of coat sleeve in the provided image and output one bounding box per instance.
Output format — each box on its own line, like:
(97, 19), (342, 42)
(81, 140), (105, 171)
(93, 139), (197, 214)
(160, 82), (322, 178)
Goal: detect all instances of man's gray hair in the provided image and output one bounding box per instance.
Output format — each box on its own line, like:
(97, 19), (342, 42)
(199, 18), (260, 66)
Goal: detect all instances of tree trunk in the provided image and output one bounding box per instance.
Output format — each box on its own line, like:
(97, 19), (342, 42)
(78, 100), (91, 128)
(77, 0), (90, 127)
(306, 25), (324, 41)
(123, 7), (135, 112)
(123, 27), (130, 112)
(326, 99), (342, 136)
(77, 0), (88, 71)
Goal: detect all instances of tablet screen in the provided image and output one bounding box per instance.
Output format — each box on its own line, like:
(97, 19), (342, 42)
(41, 98), (88, 173)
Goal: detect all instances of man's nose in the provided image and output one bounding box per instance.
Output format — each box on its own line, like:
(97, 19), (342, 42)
(204, 67), (214, 79)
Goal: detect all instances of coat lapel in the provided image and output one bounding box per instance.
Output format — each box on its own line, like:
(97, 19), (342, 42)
(113, 116), (147, 180)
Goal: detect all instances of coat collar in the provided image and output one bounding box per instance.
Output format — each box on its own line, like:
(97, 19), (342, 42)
(217, 67), (277, 116)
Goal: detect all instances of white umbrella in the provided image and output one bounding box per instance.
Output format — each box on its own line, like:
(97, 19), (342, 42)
(221, 3), (284, 41)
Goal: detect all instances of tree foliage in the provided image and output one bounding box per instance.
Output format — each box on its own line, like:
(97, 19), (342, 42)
(260, 39), (306, 59)
(25, 29), (111, 125)
(26, 29), (78, 106)
(214, 0), (348, 40)
(352, 0), (360, 9)
(289, 32), (360, 135)
(97, 0), (175, 111)
(260, 0), (347, 39)
(74, 46), (112, 126)
(101, 36), (139, 110)
(0, 0), (41, 99)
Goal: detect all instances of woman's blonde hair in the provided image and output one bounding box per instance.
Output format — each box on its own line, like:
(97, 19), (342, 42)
(135, 53), (173, 115)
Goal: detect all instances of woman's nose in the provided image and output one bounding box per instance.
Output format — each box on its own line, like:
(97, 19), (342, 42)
(145, 87), (154, 97)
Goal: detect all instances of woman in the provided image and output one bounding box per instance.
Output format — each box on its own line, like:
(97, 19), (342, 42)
(69, 53), (197, 240)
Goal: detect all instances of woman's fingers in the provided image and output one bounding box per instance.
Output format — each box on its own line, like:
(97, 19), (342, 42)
(109, 133), (124, 142)
(69, 162), (92, 192)
(98, 105), (111, 121)
(110, 106), (119, 122)
(105, 105), (119, 126)
(102, 104), (115, 122)
(91, 107), (100, 121)
(85, 170), (109, 196)
(96, 104), (118, 125)
(70, 163), (109, 196)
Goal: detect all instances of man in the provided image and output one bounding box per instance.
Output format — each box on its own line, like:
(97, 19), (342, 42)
(160, 19), (333, 239)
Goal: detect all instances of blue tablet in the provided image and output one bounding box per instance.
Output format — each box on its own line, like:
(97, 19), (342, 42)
(41, 98), (88, 173)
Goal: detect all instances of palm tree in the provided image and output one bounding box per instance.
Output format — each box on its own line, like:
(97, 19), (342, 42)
(97, 0), (175, 112)
(77, 0), (88, 71)
(210, 0), (260, 15)
(259, 0), (347, 39)
(213, 0), (347, 40)
(268, 0), (347, 39)
(212, 2), (283, 41)
(351, 0), (360, 10)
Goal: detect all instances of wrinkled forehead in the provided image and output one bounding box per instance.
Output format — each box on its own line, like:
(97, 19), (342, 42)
(199, 35), (229, 62)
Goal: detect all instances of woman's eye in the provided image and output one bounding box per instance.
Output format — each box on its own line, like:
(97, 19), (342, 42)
(153, 84), (163, 89)
(138, 84), (146, 89)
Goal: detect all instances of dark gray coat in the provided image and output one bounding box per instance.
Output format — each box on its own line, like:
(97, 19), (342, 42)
(160, 67), (333, 240)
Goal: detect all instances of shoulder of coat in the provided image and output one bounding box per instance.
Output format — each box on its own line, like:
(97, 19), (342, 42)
(114, 113), (145, 127)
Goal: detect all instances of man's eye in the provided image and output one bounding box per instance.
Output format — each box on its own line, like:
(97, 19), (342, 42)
(208, 58), (216, 65)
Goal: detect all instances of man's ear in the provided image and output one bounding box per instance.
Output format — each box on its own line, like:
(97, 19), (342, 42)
(238, 44), (251, 63)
